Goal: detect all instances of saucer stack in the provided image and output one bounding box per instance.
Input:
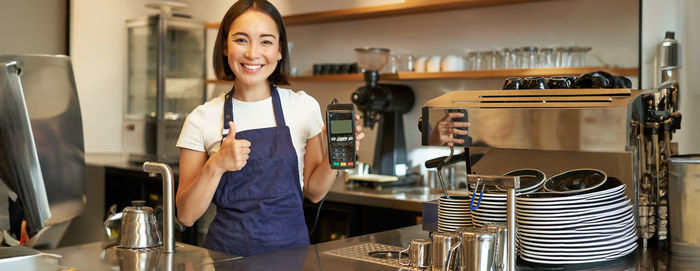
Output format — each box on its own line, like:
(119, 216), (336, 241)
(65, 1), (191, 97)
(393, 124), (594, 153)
(467, 192), (508, 227)
(437, 196), (472, 232)
(515, 178), (637, 265)
(468, 169), (545, 227)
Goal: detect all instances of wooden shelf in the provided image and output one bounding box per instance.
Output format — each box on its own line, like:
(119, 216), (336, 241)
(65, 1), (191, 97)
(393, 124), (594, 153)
(382, 67), (639, 80)
(206, 67), (638, 84)
(205, 0), (555, 28)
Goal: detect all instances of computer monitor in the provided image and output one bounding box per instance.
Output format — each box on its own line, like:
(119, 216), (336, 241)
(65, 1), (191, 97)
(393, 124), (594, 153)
(0, 55), (85, 245)
(0, 60), (51, 235)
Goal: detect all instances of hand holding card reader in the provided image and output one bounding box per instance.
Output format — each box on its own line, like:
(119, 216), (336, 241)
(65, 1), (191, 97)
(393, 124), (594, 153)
(327, 102), (356, 169)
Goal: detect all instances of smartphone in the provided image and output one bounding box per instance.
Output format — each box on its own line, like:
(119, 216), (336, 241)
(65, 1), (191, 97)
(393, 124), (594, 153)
(326, 103), (356, 169)
(447, 108), (472, 146)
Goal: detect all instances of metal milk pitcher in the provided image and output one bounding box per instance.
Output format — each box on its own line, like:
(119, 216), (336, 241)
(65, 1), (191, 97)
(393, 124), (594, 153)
(457, 227), (497, 271)
(432, 232), (461, 271)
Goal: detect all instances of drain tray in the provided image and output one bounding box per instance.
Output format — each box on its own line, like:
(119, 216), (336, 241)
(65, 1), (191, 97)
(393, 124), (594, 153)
(324, 242), (423, 270)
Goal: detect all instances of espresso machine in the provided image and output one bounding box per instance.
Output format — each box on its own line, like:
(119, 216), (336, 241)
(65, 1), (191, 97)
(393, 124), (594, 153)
(637, 30), (682, 249)
(419, 85), (681, 249)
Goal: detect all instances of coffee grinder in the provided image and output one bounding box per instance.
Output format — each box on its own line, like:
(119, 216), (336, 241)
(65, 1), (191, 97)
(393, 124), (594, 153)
(351, 48), (415, 176)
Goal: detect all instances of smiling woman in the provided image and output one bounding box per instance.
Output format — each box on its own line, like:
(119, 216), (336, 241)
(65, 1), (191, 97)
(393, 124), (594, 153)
(212, 0), (290, 85)
(174, 0), (365, 257)
(224, 10), (283, 90)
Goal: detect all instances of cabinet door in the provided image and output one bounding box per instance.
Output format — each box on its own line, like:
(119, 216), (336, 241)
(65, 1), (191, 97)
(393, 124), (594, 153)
(163, 21), (206, 119)
(126, 22), (157, 118)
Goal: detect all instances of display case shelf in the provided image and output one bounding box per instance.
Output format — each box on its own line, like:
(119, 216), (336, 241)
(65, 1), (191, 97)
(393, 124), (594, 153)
(205, 0), (556, 28)
(206, 67), (638, 84)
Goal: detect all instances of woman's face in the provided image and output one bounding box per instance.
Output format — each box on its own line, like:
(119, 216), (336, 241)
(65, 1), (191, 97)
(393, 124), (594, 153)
(225, 9), (281, 87)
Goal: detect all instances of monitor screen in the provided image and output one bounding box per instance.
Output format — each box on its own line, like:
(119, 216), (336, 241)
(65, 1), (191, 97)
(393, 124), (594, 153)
(0, 55), (86, 242)
(0, 60), (51, 235)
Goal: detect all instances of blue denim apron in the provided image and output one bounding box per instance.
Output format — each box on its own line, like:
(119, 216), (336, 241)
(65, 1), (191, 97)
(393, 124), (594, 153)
(203, 85), (309, 256)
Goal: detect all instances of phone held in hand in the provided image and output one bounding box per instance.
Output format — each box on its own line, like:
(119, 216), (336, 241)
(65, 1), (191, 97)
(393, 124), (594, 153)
(447, 108), (471, 146)
(326, 103), (356, 169)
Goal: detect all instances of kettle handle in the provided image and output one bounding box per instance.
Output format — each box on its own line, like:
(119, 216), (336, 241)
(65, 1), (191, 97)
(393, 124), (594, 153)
(103, 208), (123, 247)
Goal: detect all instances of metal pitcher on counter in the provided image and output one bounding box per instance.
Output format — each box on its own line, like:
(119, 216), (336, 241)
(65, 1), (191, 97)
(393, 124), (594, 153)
(105, 200), (163, 249)
(104, 162), (177, 253)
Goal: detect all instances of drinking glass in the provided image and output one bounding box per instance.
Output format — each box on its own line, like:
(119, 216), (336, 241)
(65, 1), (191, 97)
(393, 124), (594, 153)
(482, 51), (495, 70)
(466, 51), (482, 70)
(503, 48), (517, 69)
(555, 47), (572, 67)
(520, 47), (538, 68)
(538, 47), (555, 68)
(486, 50), (502, 70)
(399, 54), (416, 72)
(383, 55), (399, 74)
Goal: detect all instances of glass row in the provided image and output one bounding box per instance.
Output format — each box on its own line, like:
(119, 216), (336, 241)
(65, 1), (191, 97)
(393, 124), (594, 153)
(383, 46), (593, 73)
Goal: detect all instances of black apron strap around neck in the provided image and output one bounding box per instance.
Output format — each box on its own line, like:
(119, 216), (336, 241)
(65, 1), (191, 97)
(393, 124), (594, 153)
(222, 84), (285, 139)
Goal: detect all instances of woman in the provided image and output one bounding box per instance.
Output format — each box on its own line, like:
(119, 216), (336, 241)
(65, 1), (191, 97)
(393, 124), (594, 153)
(175, 0), (364, 256)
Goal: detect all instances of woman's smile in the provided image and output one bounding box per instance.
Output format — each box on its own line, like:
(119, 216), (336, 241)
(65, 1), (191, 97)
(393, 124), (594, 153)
(241, 63), (264, 72)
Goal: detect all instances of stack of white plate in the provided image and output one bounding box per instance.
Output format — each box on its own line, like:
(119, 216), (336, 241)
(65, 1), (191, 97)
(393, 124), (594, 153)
(468, 192), (508, 227)
(468, 169), (545, 227)
(437, 196), (472, 232)
(515, 178), (637, 265)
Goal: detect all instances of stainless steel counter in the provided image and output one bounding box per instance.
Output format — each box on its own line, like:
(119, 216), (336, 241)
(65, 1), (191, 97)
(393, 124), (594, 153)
(46, 225), (700, 270)
(79, 154), (700, 270)
(326, 181), (446, 213)
(86, 153), (446, 213)
(47, 242), (239, 270)
(209, 225), (700, 271)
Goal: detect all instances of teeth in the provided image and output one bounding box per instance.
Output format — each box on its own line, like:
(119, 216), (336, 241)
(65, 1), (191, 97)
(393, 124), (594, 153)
(243, 64), (262, 70)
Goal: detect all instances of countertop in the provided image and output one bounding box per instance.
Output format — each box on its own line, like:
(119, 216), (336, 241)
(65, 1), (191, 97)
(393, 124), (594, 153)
(47, 242), (239, 270)
(86, 153), (447, 213)
(79, 154), (700, 270)
(46, 224), (699, 271)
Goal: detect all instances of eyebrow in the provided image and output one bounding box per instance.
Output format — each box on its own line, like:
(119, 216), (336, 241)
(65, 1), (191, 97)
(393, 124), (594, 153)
(231, 32), (277, 39)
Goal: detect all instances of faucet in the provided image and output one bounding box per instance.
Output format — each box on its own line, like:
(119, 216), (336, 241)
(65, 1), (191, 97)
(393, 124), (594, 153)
(143, 162), (175, 253)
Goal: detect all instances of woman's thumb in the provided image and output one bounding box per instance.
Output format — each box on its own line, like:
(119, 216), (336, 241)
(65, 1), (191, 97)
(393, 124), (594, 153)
(226, 121), (236, 139)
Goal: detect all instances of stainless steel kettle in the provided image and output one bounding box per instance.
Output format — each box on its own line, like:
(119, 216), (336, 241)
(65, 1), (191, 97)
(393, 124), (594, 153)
(104, 162), (178, 253)
(104, 200), (162, 249)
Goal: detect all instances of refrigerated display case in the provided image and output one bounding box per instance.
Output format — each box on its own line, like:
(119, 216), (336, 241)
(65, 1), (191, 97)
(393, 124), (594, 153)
(124, 10), (205, 164)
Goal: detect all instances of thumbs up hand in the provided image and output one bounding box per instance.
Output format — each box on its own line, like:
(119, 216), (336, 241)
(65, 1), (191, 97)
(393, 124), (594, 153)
(215, 121), (251, 172)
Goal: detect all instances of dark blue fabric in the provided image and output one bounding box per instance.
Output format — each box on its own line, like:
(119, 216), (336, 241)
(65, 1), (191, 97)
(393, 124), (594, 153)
(203, 85), (309, 256)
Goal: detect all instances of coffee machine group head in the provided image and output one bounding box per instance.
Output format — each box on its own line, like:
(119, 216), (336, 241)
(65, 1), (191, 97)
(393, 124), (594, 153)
(350, 48), (415, 176)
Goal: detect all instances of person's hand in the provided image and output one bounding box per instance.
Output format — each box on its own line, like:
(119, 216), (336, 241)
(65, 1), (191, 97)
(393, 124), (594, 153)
(353, 113), (366, 151)
(428, 112), (470, 146)
(215, 121), (251, 171)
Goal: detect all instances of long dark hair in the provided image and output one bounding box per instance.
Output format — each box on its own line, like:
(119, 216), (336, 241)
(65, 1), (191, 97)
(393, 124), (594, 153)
(212, 0), (289, 85)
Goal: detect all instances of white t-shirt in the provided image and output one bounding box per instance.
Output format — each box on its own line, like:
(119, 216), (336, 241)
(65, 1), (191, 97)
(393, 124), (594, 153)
(176, 87), (324, 189)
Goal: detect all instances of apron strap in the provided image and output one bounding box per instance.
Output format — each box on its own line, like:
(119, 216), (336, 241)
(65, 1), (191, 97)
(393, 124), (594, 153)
(270, 84), (286, 127)
(222, 84), (285, 139)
